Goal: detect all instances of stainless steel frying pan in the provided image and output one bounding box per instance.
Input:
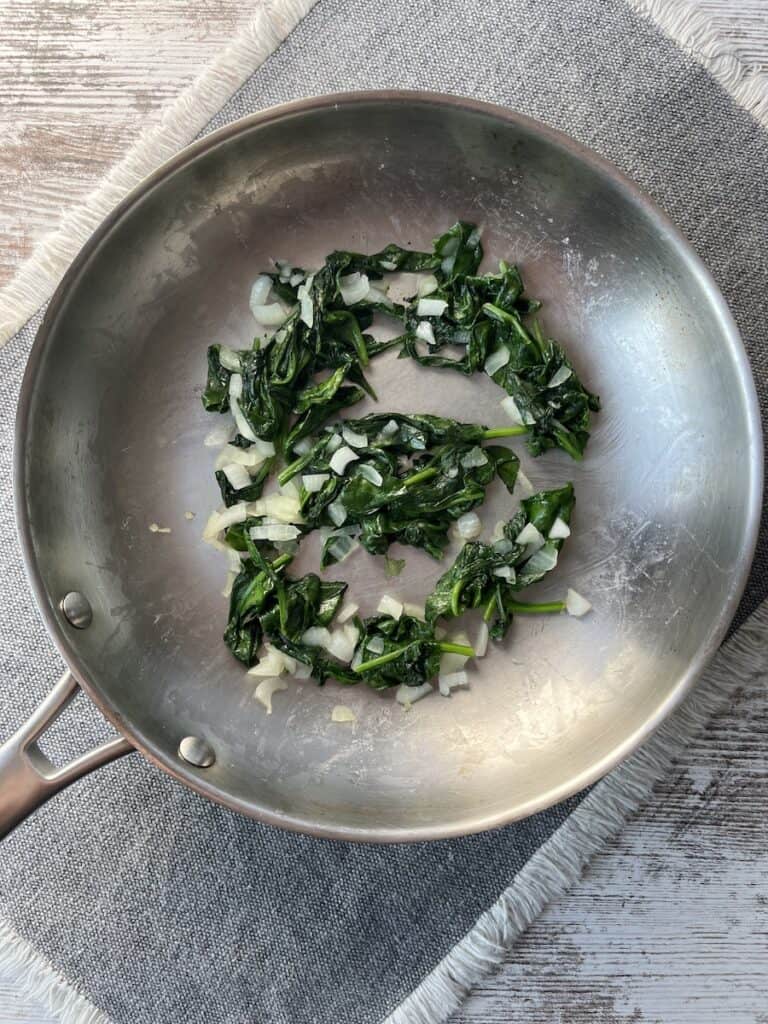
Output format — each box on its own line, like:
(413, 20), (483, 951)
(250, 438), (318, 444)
(1, 91), (761, 842)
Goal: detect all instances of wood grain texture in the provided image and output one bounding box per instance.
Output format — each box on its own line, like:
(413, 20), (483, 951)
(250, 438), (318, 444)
(0, 1), (766, 1022)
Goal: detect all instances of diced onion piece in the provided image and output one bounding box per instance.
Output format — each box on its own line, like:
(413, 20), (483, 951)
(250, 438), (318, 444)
(516, 469), (535, 496)
(203, 503), (248, 538)
(293, 660), (313, 680)
(456, 511), (482, 540)
(222, 463), (252, 491)
(249, 524), (301, 542)
(325, 533), (359, 564)
(148, 523), (171, 534)
(218, 346), (241, 372)
(460, 447), (488, 469)
(331, 705), (356, 723)
(336, 602), (359, 624)
(475, 622), (489, 658)
(250, 275), (272, 309)
(493, 565), (513, 579)
(251, 438), (276, 457)
(417, 274), (439, 297)
(341, 424), (368, 449)
(439, 635), (470, 675)
(253, 677), (287, 714)
(381, 419), (399, 437)
(501, 395), (536, 427)
(204, 422), (235, 447)
(221, 569), (237, 598)
(328, 499), (348, 527)
(184, 511), (195, 520)
(215, 444), (266, 470)
(276, 260), (292, 281)
(248, 645), (293, 677)
(377, 594), (403, 620)
(416, 297), (448, 318)
(247, 494), (302, 523)
(297, 274), (314, 328)
(289, 271), (305, 287)
(228, 374), (259, 444)
(366, 636), (385, 654)
(292, 438), (312, 455)
(396, 682), (433, 706)
(380, 259), (398, 271)
(251, 302), (290, 326)
(515, 522), (545, 551)
(339, 272), (370, 305)
(402, 602), (426, 621)
(301, 626), (332, 648)
(359, 464), (383, 487)
(438, 670), (469, 697)
(548, 516), (571, 540)
(415, 320), (436, 345)
(302, 472), (330, 493)
(279, 477), (300, 500)
(327, 625), (358, 663)
(366, 284), (393, 307)
(329, 445), (359, 476)
(484, 346), (510, 377)
(229, 372), (243, 401)
(524, 542), (559, 574)
(548, 365), (573, 388)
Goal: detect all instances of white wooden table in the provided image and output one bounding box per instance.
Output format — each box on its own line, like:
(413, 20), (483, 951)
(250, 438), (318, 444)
(1, 2), (766, 1020)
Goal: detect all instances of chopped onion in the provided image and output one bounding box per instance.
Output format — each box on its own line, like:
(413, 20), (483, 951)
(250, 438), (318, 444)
(377, 594), (403, 620)
(228, 374), (258, 443)
(456, 511), (482, 540)
(475, 622), (489, 658)
(250, 274), (272, 308)
(248, 645), (294, 677)
(203, 503), (248, 538)
(524, 542), (559, 574)
(289, 271), (305, 287)
(326, 432), (343, 454)
(336, 602), (359, 624)
(251, 437), (276, 458)
(396, 682), (433, 706)
(379, 259), (398, 271)
(328, 499), (348, 527)
(302, 472), (330, 493)
(341, 424), (368, 449)
(276, 260), (292, 281)
(332, 705), (356, 723)
(402, 601), (426, 621)
(416, 297), (448, 318)
(366, 636), (385, 654)
(250, 302), (290, 326)
(415, 320), (436, 345)
(381, 419), (399, 437)
(148, 522), (171, 534)
(548, 365), (573, 388)
(548, 516), (571, 540)
(329, 445), (359, 476)
(493, 565), (513, 579)
(484, 346), (510, 377)
(443, 465), (459, 480)
(515, 522), (545, 551)
(438, 670), (469, 697)
(221, 569), (237, 598)
(253, 677), (287, 714)
(439, 633), (470, 675)
(417, 274), (439, 297)
(293, 660), (313, 679)
(515, 469), (535, 497)
(367, 284), (393, 307)
(247, 494), (302, 523)
(493, 538), (515, 556)
(204, 422), (235, 447)
(297, 274), (314, 328)
(501, 395), (536, 427)
(293, 438), (312, 456)
(222, 463), (252, 491)
(460, 447), (488, 469)
(325, 533), (359, 564)
(339, 272), (370, 305)
(215, 444), (266, 470)
(359, 464), (383, 487)
(184, 511), (195, 520)
(229, 372), (243, 401)
(279, 477), (300, 500)
(249, 523), (301, 542)
(301, 626), (332, 648)
(218, 345), (241, 372)
(327, 625), (358, 663)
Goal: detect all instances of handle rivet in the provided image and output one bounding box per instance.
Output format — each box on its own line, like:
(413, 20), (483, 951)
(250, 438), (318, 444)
(178, 736), (216, 768)
(60, 592), (93, 629)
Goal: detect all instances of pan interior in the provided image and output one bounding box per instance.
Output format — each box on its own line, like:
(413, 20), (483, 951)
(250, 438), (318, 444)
(20, 97), (758, 838)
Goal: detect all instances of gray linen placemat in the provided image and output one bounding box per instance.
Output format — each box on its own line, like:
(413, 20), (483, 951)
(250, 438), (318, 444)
(0, 2), (766, 1022)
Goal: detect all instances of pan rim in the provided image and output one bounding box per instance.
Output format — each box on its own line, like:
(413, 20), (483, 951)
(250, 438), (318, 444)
(14, 89), (764, 843)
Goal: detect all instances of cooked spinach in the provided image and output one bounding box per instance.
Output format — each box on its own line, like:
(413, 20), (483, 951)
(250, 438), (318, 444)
(278, 413), (522, 560)
(425, 483), (575, 640)
(351, 614), (474, 690)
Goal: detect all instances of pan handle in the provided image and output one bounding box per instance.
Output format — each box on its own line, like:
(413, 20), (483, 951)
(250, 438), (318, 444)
(0, 671), (133, 839)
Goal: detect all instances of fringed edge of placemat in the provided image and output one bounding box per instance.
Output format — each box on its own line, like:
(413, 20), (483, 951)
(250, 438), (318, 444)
(628, 0), (768, 130)
(387, 600), (768, 1024)
(0, 0), (319, 349)
(0, 921), (111, 1024)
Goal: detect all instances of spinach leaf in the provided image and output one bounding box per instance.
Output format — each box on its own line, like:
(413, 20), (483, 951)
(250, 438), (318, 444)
(202, 345), (231, 411)
(425, 483), (574, 640)
(352, 614), (474, 690)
